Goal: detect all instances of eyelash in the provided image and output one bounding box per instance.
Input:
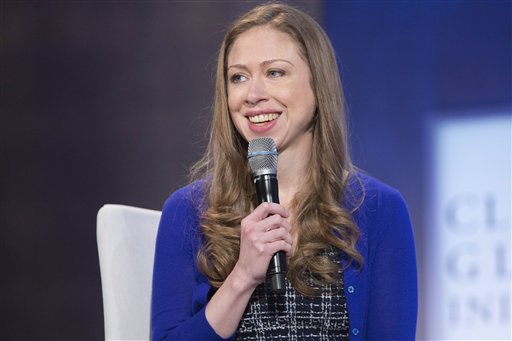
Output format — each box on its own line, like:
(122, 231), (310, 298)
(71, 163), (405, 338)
(268, 69), (285, 78)
(229, 69), (285, 84)
(230, 74), (247, 84)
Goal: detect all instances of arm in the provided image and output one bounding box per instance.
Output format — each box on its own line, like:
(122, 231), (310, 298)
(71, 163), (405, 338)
(151, 188), (292, 340)
(366, 188), (418, 340)
(151, 188), (223, 341)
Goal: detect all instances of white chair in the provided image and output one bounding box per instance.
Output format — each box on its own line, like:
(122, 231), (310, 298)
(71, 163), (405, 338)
(97, 204), (161, 341)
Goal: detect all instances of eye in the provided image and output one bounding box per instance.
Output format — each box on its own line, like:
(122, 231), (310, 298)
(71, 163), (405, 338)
(230, 73), (247, 84)
(268, 69), (285, 78)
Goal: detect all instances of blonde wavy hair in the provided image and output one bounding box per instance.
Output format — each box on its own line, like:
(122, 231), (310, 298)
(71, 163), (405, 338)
(192, 2), (363, 296)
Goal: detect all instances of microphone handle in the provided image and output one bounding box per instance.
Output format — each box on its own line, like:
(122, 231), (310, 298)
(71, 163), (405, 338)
(254, 173), (287, 294)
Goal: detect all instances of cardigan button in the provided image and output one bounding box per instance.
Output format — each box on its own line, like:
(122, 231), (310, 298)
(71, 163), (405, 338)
(348, 286), (355, 293)
(352, 328), (360, 335)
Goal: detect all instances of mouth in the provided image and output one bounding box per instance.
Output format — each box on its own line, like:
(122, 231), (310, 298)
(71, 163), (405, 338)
(247, 113), (280, 124)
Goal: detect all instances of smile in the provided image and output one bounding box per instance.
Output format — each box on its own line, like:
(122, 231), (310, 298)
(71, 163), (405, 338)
(248, 113), (280, 124)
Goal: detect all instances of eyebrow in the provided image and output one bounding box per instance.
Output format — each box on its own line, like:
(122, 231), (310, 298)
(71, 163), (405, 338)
(227, 59), (295, 71)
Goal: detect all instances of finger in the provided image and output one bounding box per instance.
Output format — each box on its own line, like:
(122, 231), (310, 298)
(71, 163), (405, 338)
(262, 227), (293, 245)
(261, 214), (292, 232)
(251, 202), (289, 221)
(266, 240), (292, 256)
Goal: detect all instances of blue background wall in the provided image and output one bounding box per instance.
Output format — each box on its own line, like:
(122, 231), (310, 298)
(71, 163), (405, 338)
(325, 1), (511, 338)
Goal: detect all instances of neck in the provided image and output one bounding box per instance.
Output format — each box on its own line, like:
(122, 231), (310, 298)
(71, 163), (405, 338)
(276, 136), (313, 210)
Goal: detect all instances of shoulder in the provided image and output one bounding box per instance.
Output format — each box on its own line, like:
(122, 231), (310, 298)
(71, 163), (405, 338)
(162, 180), (208, 215)
(347, 172), (411, 243)
(348, 171), (404, 201)
(347, 172), (408, 215)
(159, 180), (208, 234)
(158, 180), (208, 251)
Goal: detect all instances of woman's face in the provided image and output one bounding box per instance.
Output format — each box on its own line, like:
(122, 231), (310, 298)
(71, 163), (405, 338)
(226, 25), (316, 156)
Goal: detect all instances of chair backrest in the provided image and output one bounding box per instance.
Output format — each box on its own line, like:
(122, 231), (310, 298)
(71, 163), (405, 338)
(97, 204), (161, 341)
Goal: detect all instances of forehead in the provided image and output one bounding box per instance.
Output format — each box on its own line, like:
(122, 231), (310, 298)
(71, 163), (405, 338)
(227, 26), (303, 65)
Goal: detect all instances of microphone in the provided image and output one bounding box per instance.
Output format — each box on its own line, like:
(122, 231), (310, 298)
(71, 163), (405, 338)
(247, 137), (286, 294)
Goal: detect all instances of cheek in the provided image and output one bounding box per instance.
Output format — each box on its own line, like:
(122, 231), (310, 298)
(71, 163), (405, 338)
(306, 89), (317, 114)
(300, 80), (317, 114)
(287, 83), (316, 114)
(227, 100), (243, 132)
(227, 86), (243, 111)
(227, 105), (242, 133)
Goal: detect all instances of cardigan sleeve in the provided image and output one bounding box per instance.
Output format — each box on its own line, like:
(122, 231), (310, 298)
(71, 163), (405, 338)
(365, 186), (418, 340)
(151, 186), (228, 341)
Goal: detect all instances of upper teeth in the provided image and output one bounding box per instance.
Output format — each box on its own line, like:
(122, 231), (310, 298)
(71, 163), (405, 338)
(249, 113), (279, 123)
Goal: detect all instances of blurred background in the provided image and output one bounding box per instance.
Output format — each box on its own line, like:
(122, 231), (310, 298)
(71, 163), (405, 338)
(1, 0), (510, 340)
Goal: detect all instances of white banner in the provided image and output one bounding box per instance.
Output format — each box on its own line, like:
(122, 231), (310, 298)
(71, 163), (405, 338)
(425, 113), (511, 340)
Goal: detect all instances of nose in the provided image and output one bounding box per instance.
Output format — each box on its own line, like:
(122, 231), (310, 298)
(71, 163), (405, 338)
(244, 75), (268, 106)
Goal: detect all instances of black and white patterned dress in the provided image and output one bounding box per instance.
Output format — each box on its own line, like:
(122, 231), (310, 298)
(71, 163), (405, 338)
(235, 249), (350, 340)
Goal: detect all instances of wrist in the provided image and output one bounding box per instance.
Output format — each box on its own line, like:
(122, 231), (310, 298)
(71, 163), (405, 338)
(229, 264), (260, 294)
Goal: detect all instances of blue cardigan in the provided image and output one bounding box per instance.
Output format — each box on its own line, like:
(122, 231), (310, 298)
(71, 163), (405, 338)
(151, 174), (418, 340)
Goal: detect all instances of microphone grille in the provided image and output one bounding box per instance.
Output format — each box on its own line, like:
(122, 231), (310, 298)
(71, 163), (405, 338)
(247, 137), (278, 176)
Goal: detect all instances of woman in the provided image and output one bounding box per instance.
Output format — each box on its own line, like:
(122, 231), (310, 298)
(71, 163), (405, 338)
(151, 3), (417, 340)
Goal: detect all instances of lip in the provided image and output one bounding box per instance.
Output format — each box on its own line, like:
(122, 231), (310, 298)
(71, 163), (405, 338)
(244, 109), (281, 134)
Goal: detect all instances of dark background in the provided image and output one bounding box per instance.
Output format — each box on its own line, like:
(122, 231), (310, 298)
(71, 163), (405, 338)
(1, 0), (510, 340)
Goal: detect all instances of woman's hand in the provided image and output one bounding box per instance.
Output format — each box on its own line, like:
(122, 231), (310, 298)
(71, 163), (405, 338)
(232, 202), (292, 290)
(205, 202), (291, 337)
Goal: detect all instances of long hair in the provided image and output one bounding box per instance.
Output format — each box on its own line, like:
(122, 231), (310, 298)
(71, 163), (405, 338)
(193, 2), (363, 296)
